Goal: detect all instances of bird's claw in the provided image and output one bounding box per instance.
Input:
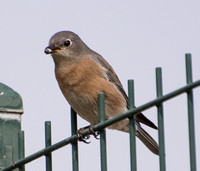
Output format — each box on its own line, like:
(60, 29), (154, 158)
(76, 125), (100, 144)
(89, 125), (100, 140)
(76, 128), (91, 144)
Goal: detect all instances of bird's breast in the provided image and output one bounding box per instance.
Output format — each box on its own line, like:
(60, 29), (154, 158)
(54, 56), (127, 124)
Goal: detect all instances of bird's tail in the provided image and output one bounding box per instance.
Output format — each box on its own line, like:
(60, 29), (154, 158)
(136, 125), (159, 155)
(108, 119), (159, 155)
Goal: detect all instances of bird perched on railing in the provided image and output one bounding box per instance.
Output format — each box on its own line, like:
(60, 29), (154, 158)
(44, 31), (159, 155)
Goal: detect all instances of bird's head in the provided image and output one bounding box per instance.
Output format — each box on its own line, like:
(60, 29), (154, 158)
(45, 31), (88, 65)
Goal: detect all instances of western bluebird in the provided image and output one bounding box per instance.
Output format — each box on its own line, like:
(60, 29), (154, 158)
(44, 31), (159, 155)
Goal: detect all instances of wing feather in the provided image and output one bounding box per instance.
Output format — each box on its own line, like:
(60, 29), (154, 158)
(90, 53), (157, 129)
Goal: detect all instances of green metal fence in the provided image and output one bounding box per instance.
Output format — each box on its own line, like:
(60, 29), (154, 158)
(0, 54), (199, 171)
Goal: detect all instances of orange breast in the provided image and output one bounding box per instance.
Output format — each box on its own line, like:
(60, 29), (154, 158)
(55, 56), (127, 123)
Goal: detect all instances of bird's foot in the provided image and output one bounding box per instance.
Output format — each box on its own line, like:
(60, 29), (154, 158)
(76, 125), (100, 144)
(76, 127), (91, 144)
(89, 125), (100, 140)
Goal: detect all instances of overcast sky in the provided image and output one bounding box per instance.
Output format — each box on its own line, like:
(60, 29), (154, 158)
(1, 1), (200, 171)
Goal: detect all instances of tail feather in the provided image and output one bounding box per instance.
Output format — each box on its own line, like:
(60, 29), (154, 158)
(109, 119), (159, 155)
(136, 125), (159, 155)
(135, 113), (158, 130)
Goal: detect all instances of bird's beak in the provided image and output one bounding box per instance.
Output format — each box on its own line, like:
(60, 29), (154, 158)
(44, 46), (61, 54)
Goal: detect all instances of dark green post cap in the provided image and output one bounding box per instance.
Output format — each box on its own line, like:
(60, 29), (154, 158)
(0, 83), (23, 114)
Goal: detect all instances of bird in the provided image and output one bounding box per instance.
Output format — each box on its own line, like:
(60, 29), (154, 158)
(44, 31), (159, 155)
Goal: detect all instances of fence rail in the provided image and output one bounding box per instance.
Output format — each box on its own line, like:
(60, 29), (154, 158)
(1, 54), (199, 171)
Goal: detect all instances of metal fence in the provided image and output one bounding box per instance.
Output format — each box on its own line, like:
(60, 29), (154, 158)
(0, 54), (199, 171)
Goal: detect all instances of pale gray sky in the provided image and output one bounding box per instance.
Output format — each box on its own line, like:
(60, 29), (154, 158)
(1, 1), (200, 171)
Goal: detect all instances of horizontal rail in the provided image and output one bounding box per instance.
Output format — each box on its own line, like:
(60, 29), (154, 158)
(2, 79), (200, 171)
(94, 79), (200, 131)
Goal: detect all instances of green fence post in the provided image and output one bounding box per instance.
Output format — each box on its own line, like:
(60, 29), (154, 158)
(71, 108), (79, 171)
(185, 54), (196, 171)
(98, 93), (107, 171)
(45, 121), (52, 171)
(156, 68), (166, 171)
(128, 80), (137, 171)
(0, 83), (24, 171)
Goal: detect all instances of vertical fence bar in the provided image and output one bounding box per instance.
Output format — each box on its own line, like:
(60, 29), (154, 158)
(45, 121), (52, 171)
(128, 80), (137, 171)
(18, 131), (25, 171)
(156, 68), (166, 171)
(71, 108), (79, 171)
(185, 54), (196, 171)
(98, 93), (107, 171)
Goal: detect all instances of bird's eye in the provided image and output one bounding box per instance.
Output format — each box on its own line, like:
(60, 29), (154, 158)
(64, 39), (72, 47)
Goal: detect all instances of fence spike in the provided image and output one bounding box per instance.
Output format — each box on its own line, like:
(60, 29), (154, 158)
(98, 93), (107, 171)
(128, 80), (137, 171)
(71, 108), (79, 171)
(185, 54), (196, 171)
(45, 121), (52, 171)
(156, 67), (166, 171)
